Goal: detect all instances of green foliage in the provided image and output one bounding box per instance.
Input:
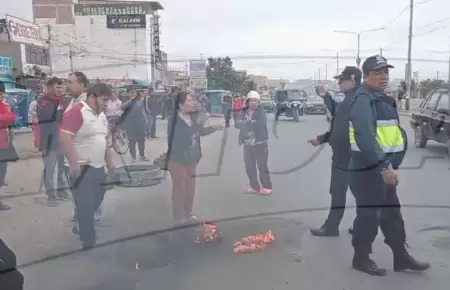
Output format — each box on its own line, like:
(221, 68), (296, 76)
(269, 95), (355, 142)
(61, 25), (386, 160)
(206, 56), (254, 93)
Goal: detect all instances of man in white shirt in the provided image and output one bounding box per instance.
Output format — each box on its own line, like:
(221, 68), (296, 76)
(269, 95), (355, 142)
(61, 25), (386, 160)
(105, 91), (123, 119)
(60, 83), (114, 249)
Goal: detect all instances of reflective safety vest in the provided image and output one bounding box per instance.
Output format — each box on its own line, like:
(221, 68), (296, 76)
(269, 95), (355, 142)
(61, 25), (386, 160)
(349, 119), (405, 153)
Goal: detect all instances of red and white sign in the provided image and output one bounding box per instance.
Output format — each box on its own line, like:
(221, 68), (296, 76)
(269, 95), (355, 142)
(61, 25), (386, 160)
(6, 15), (47, 47)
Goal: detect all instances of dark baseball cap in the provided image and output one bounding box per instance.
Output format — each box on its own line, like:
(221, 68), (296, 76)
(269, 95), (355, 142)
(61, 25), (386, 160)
(334, 66), (362, 83)
(362, 55), (394, 74)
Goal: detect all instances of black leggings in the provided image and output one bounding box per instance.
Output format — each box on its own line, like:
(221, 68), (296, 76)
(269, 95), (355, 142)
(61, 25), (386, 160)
(127, 127), (146, 159)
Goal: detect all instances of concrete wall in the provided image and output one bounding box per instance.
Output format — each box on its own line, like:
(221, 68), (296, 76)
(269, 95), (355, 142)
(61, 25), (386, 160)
(36, 14), (152, 79)
(0, 42), (22, 72)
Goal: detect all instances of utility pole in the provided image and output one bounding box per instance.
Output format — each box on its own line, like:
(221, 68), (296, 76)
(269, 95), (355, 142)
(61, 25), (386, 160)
(318, 68), (321, 81)
(325, 64), (328, 80)
(436, 70), (439, 80)
(150, 16), (156, 89)
(380, 47), (383, 56)
(356, 34), (361, 68)
(47, 24), (53, 76)
(336, 52), (339, 75)
(448, 43), (450, 83)
(69, 44), (73, 72)
(405, 0), (414, 111)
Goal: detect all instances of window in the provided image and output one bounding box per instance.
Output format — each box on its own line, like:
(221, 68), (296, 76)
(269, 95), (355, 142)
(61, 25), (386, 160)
(426, 92), (441, 110)
(25, 45), (49, 66)
(436, 93), (449, 112)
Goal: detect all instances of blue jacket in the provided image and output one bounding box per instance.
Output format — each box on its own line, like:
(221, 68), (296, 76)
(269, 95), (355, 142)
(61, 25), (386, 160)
(349, 84), (406, 172)
(236, 106), (268, 145)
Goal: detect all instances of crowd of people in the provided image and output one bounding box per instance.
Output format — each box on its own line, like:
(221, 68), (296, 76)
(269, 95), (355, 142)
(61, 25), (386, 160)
(1, 54), (435, 289)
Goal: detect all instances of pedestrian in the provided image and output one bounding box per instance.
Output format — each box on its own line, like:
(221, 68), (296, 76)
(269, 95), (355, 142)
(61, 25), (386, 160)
(166, 90), (222, 224)
(349, 55), (430, 276)
(37, 77), (71, 206)
(145, 89), (159, 139)
(308, 66), (361, 237)
(222, 93), (233, 127)
(121, 91), (148, 162)
(236, 90), (272, 195)
(0, 82), (18, 211)
(0, 238), (24, 290)
(28, 91), (42, 149)
(60, 83), (114, 249)
(232, 93), (244, 127)
(67, 72), (88, 111)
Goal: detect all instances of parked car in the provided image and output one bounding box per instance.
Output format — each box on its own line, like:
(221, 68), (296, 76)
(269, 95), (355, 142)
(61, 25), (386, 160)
(260, 93), (274, 112)
(410, 86), (450, 155)
(305, 96), (327, 115)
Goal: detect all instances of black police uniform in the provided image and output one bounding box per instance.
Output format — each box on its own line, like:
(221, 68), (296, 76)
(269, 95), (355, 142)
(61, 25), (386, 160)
(310, 67), (361, 236)
(349, 55), (430, 276)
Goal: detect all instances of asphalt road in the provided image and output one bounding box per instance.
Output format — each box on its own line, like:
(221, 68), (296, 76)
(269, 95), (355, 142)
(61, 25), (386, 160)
(15, 114), (450, 290)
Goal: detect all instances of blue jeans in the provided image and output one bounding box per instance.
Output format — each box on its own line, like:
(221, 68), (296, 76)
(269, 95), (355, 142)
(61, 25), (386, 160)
(146, 114), (157, 137)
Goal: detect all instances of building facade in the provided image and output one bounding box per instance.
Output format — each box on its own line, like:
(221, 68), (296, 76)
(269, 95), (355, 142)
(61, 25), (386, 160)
(248, 74), (268, 90)
(33, 0), (164, 81)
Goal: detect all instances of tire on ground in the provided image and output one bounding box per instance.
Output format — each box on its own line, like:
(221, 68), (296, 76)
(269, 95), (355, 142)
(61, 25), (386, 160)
(115, 164), (162, 187)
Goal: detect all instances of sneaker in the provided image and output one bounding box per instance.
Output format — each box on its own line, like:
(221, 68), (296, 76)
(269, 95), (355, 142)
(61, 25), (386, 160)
(56, 191), (71, 200)
(245, 187), (261, 194)
(131, 158), (137, 163)
(47, 197), (59, 207)
(0, 203), (11, 211)
(260, 188), (273, 195)
(151, 136), (159, 139)
(82, 240), (96, 250)
(140, 156), (149, 161)
(310, 226), (339, 237)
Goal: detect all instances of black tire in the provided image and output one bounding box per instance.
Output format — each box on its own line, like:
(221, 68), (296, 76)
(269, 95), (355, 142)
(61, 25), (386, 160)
(115, 164), (162, 187)
(112, 128), (129, 155)
(414, 125), (428, 148)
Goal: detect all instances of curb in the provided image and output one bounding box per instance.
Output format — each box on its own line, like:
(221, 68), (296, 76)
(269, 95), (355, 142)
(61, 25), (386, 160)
(399, 111), (412, 116)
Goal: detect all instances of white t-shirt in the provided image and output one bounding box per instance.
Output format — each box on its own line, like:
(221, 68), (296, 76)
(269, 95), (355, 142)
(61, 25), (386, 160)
(105, 99), (123, 117)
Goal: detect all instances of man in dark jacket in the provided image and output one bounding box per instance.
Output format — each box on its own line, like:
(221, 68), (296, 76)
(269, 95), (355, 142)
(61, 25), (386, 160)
(308, 66), (361, 236)
(38, 77), (71, 206)
(0, 239), (24, 290)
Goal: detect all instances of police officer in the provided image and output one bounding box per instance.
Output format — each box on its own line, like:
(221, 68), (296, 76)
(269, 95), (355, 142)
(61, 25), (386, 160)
(309, 67), (361, 237)
(349, 55), (430, 276)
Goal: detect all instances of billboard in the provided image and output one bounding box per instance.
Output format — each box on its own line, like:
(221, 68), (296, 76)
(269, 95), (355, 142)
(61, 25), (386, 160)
(189, 76), (207, 90)
(5, 15), (47, 47)
(106, 14), (146, 29)
(74, 3), (154, 16)
(189, 60), (207, 77)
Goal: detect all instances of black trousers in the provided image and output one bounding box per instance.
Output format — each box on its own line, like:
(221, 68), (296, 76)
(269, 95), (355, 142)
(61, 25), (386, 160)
(323, 157), (352, 229)
(0, 269), (24, 290)
(127, 126), (146, 159)
(69, 166), (107, 244)
(243, 143), (272, 190)
(0, 161), (7, 187)
(350, 168), (406, 256)
(224, 109), (232, 127)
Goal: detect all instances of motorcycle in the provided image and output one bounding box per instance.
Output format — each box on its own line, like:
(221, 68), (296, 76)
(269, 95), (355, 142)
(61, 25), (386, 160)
(274, 100), (305, 122)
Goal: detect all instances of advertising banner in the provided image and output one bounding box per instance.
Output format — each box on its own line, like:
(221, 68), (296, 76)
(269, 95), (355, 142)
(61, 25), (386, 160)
(0, 55), (12, 76)
(189, 60), (207, 78)
(106, 14), (146, 29)
(189, 76), (207, 90)
(5, 15), (47, 47)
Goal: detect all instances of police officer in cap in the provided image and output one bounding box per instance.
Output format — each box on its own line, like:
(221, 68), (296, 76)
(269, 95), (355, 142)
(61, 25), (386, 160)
(349, 55), (430, 276)
(309, 66), (361, 236)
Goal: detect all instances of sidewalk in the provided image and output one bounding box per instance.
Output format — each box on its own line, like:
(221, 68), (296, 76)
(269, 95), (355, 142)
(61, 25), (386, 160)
(3, 119), (169, 197)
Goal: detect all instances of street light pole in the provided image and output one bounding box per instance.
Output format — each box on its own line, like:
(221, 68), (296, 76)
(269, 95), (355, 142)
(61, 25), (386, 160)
(448, 42), (450, 83)
(334, 27), (385, 69)
(405, 0), (414, 111)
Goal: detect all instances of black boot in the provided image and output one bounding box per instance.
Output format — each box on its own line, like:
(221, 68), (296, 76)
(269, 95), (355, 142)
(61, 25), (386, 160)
(310, 224), (339, 237)
(352, 255), (387, 276)
(391, 245), (431, 272)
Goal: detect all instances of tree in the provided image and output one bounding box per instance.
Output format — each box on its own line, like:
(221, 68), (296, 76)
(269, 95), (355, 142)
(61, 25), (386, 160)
(419, 78), (445, 96)
(206, 57), (247, 92)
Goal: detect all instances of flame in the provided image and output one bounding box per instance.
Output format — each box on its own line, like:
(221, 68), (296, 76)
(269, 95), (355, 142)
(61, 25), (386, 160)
(195, 222), (223, 244)
(233, 229), (275, 253)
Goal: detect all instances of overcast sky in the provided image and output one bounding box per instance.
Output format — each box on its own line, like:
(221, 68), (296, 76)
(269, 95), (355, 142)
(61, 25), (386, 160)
(2, 0), (450, 80)
(158, 0), (450, 80)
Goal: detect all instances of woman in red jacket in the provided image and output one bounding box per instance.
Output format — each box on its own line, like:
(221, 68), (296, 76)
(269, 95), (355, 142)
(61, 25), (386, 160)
(0, 82), (18, 211)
